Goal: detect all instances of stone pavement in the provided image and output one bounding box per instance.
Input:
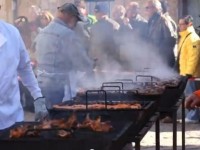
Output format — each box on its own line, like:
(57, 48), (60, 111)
(25, 111), (200, 150)
(140, 122), (200, 150)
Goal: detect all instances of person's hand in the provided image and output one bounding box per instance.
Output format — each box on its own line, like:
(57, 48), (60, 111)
(123, 17), (130, 25)
(34, 97), (48, 121)
(185, 94), (200, 109)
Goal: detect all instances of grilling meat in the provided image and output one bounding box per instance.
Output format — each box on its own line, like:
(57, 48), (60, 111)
(37, 113), (77, 129)
(77, 114), (91, 129)
(134, 85), (165, 95)
(50, 119), (66, 128)
(53, 103), (141, 110)
(36, 120), (51, 129)
(9, 113), (77, 138)
(158, 79), (180, 87)
(9, 113), (113, 138)
(107, 103), (141, 109)
(54, 104), (86, 110)
(78, 114), (113, 132)
(90, 117), (113, 132)
(9, 125), (29, 138)
(65, 112), (78, 128)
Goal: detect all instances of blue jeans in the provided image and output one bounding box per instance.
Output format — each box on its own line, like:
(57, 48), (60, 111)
(186, 109), (200, 121)
(37, 74), (68, 109)
(185, 80), (200, 121)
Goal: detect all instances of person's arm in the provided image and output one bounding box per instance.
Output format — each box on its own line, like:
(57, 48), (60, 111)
(16, 30), (47, 121)
(194, 90), (200, 97)
(17, 32), (42, 100)
(185, 90), (200, 109)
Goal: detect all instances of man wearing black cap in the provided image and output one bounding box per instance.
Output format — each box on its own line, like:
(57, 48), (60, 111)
(89, 3), (120, 70)
(57, 3), (82, 27)
(33, 3), (92, 108)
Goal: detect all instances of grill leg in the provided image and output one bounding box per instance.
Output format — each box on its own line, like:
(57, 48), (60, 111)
(173, 110), (177, 150)
(135, 142), (140, 150)
(182, 97), (185, 150)
(155, 113), (160, 150)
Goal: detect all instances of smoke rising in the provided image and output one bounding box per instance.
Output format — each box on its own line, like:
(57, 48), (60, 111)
(79, 27), (178, 89)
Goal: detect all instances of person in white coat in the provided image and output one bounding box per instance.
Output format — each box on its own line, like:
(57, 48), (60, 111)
(0, 19), (47, 130)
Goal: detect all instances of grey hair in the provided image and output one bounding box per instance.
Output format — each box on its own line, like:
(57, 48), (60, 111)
(148, 0), (162, 12)
(113, 5), (126, 16)
(30, 5), (41, 15)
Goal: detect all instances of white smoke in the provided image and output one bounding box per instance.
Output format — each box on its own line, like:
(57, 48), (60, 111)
(78, 29), (178, 89)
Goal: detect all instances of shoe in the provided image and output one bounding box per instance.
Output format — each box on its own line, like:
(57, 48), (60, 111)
(160, 116), (173, 123)
(185, 118), (199, 123)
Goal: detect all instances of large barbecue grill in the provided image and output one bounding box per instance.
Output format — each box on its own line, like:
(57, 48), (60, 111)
(100, 75), (188, 150)
(0, 99), (158, 150)
(51, 98), (159, 150)
(109, 75), (187, 150)
(49, 85), (160, 150)
(75, 74), (188, 150)
(0, 73), (187, 150)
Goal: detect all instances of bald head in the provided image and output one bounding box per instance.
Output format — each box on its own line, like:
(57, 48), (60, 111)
(147, 0), (162, 12)
(129, 2), (139, 8)
(112, 5), (126, 20)
(127, 2), (139, 11)
(145, 0), (162, 18)
(126, 2), (140, 18)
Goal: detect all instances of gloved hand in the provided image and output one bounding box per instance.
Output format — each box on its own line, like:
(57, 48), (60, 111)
(34, 97), (48, 121)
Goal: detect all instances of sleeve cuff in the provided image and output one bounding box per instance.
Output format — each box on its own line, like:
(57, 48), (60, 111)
(31, 91), (43, 100)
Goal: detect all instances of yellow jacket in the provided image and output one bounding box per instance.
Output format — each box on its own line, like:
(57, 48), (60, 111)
(178, 26), (200, 77)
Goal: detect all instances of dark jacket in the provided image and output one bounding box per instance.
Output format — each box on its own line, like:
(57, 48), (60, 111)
(129, 14), (148, 39)
(147, 12), (176, 67)
(115, 18), (132, 33)
(89, 16), (119, 69)
(74, 21), (90, 53)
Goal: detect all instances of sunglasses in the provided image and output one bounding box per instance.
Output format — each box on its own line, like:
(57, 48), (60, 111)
(178, 23), (187, 26)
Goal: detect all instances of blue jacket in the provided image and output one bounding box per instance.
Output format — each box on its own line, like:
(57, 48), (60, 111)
(34, 18), (92, 74)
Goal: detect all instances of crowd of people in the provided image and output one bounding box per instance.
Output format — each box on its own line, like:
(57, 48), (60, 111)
(0, 0), (200, 137)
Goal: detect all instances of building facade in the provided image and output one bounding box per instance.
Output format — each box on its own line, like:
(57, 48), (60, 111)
(0, 0), (179, 23)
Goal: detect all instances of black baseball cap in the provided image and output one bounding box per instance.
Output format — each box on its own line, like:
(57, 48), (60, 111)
(57, 3), (82, 21)
(94, 3), (109, 14)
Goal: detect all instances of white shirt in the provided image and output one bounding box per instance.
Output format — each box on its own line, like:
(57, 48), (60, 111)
(0, 20), (42, 129)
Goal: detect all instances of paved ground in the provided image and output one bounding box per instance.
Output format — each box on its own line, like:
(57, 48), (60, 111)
(25, 111), (200, 150)
(140, 122), (200, 150)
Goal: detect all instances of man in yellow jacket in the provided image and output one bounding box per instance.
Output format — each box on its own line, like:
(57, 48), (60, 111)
(178, 15), (200, 123)
(178, 16), (200, 77)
